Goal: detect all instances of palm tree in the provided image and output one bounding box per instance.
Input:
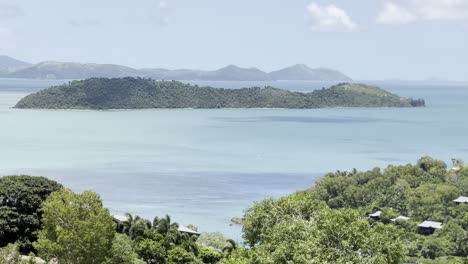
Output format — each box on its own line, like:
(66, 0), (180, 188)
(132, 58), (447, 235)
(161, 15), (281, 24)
(181, 233), (199, 256)
(222, 239), (237, 256)
(152, 214), (182, 249)
(152, 216), (160, 229)
(163, 228), (179, 250)
(122, 213), (151, 241)
(155, 214), (179, 235)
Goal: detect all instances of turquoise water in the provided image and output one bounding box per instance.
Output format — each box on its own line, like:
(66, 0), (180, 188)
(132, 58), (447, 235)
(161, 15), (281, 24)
(1, 79), (468, 240)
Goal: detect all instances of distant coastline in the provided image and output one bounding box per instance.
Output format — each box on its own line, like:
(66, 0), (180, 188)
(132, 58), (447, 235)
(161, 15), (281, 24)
(0, 55), (352, 81)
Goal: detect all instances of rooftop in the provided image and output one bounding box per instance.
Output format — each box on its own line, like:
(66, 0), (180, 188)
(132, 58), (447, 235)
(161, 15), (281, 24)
(368, 211), (382, 218)
(178, 225), (200, 235)
(113, 215), (128, 222)
(418, 221), (442, 229)
(391, 215), (410, 222)
(453, 196), (468, 203)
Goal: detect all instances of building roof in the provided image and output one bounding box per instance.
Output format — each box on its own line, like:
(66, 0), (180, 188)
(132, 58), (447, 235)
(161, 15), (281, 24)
(178, 225), (200, 235)
(390, 215), (410, 222)
(368, 211), (382, 218)
(453, 196), (468, 203)
(112, 215), (128, 222)
(418, 221), (442, 229)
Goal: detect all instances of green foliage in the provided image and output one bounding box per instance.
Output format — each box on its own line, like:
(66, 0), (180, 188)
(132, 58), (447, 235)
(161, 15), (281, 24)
(0, 243), (21, 264)
(220, 248), (255, 264)
(221, 239), (237, 257)
(198, 247), (223, 264)
(196, 232), (227, 251)
(122, 213), (151, 241)
(242, 192), (326, 247)
(105, 234), (141, 264)
(407, 184), (461, 221)
(33, 189), (116, 264)
(123, 213), (210, 263)
(0, 175), (62, 253)
(241, 206), (406, 264)
(15, 78), (423, 109)
(136, 239), (166, 264)
(237, 156), (467, 262)
(407, 256), (468, 264)
(167, 247), (201, 264)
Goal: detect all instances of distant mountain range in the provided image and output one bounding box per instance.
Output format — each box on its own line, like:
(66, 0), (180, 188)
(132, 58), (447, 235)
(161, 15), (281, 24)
(0, 55), (33, 75)
(0, 55), (352, 81)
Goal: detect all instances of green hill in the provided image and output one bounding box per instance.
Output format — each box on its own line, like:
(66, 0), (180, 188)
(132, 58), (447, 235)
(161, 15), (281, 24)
(14, 78), (425, 109)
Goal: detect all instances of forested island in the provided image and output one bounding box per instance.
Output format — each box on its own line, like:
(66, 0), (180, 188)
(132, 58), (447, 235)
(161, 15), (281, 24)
(14, 77), (425, 109)
(1, 157), (466, 264)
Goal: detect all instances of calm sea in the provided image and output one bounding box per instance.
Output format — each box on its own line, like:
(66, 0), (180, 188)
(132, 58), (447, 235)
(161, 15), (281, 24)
(1, 78), (467, 240)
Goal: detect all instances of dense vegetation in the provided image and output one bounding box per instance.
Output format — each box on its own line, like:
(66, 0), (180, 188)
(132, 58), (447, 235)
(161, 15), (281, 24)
(1, 157), (465, 263)
(0, 176), (62, 253)
(14, 77), (424, 109)
(232, 157), (467, 263)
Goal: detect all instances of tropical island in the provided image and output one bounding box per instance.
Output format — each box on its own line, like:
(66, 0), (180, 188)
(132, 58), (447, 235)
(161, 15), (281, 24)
(1, 157), (466, 264)
(14, 77), (425, 110)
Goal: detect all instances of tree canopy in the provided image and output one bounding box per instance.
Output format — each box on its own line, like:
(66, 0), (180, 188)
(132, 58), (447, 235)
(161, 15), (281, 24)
(14, 78), (424, 109)
(0, 175), (62, 253)
(1, 157), (466, 263)
(226, 157), (467, 263)
(33, 189), (116, 264)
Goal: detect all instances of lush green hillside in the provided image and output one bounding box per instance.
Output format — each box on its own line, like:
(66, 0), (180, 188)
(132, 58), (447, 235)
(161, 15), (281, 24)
(14, 77), (424, 109)
(1, 157), (466, 264)
(234, 157), (467, 264)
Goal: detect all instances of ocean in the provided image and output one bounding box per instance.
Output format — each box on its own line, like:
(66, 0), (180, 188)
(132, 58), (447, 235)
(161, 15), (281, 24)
(1, 78), (467, 240)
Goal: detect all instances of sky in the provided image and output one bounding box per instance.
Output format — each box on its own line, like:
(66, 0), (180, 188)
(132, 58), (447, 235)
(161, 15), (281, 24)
(0, 0), (467, 81)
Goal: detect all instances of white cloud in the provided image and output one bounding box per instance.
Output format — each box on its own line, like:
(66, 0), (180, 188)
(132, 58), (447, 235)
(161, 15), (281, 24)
(377, 2), (417, 24)
(306, 2), (356, 32)
(377, 0), (468, 24)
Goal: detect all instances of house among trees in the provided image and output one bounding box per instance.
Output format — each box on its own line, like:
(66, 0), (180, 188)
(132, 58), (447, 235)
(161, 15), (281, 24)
(368, 211), (382, 219)
(111, 215), (200, 237)
(390, 215), (410, 222)
(453, 196), (468, 205)
(178, 225), (200, 236)
(417, 221), (442, 235)
(112, 215), (127, 233)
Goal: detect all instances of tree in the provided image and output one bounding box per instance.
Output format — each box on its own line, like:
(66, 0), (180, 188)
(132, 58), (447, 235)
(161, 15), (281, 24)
(416, 157), (447, 183)
(167, 247), (200, 264)
(155, 214), (179, 236)
(196, 232), (227, 251)
(180, 233), (199, 256)
(0, 175), (62, 253)
(122, 213), (151, 241)
(242, 192), (326, 247)
(198, 247), (223, 264)
(249, 209), (406, 264)
(407, 184), (460, 221)
(136, 239), (166, 264)
(0, 243), (21, 264)
(33, 189), (115, 264)
(220, 248), (255, 264)
(222, 239), (237, 257)
(105, 234), (141, 264)
(153, 215), (181, 250)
